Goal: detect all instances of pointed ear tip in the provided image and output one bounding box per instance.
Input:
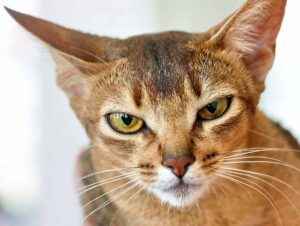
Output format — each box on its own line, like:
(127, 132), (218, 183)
(4, 6), (23, 19)
(4, 5), (15, 15)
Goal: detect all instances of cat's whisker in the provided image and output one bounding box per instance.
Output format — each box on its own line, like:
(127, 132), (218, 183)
(221, 148), (263, 158)
(223, 155), (286, 163)
(79, 171), (138, 191)
(79, 172), (138, 195)
(141, 190), (151, 218)
(214, 173), (252, 199)
(221, 160), (300, 173)
(79, 167), (138, 180)
(210, 183), (218, 200)
(196, 202), (201, 213)
(67, 46), (112, 66)
(219, 168), (300, 219)
(83, 182), (140, 222)
(218, 169), (273, 199)
(223, 155), (288, 165)
(219, 147), (262, 158)
(222, 155), (300, 178)
(82, 178), (139, 209)
(225, 147), (300, 158)
(213, 178), (231, 207)
(248, 129), (285, 145)
(109, 185), (145, 226)
(83, 144), (94, 151)
(218, 167), (300, 198)
(167, 204), (171, 218)
(67, 46), (123, 77)
(66, 59), (100, 74)
(218, 170), (274, 201)
(208, 171), (254, 199)
(215, 172), (283, 226)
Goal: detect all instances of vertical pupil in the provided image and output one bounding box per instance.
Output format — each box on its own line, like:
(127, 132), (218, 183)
(121, 115), (133, 126)
(207, 102), (218, 113)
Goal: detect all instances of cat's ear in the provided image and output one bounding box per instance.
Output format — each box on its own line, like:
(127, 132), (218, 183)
(207, 0), (286, 83)
(5, 7), (120, 99)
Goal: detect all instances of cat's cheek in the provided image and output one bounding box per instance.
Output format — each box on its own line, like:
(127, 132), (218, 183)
(74, 151), (96, 226)
(135, 142), (163, 166)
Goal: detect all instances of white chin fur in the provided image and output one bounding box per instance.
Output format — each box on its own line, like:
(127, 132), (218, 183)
(149, 167), (204, 207)
(150, 187), (201, 207)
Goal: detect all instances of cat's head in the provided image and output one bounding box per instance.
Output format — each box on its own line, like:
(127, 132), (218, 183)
(6, 0), (286, 207)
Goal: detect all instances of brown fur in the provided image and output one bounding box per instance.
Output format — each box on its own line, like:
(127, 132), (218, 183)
(6, 0), (300, 225)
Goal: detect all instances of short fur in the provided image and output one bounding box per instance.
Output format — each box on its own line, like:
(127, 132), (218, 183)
(6, 0), (300, 225)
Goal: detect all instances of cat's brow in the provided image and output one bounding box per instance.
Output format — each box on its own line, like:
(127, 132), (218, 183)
(131, 82), (143, 108)
(100, 96), (139, 115)
(187, 72), (202, 97)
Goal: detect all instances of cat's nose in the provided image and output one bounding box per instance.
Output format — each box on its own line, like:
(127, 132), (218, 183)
(162, 155), (195, 177)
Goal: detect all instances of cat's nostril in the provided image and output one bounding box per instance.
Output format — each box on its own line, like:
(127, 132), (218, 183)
(162, 156), (195, 178)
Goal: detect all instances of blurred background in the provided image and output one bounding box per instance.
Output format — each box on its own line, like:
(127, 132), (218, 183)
(0, 0), (299, 225)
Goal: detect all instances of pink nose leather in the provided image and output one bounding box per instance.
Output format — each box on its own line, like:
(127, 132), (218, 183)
(163, 156), (195, 177)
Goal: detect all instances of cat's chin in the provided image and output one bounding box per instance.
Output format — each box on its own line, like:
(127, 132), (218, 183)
(149, 183), (203, 208)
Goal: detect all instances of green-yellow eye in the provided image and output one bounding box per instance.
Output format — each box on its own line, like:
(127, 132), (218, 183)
(108, 113), (144, 134)
(198, 97), (231, 120)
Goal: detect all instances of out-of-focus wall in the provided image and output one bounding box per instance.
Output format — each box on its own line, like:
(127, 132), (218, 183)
(1, 1), (299, 226)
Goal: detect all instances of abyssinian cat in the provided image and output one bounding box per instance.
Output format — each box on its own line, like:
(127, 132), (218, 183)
(6, 0), (300, 225)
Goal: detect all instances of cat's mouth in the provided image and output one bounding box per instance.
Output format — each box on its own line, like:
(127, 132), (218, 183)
(161, 181), (200, 193)
(150, 180), (203, 207)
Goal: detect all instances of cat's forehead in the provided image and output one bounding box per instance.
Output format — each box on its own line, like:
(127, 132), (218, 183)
(97, 31), (253, 117)
(123, 32), (209, 98)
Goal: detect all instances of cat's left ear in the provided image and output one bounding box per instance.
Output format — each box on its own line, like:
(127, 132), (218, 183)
(207, 0), (286, 84)
(5, 7), (121, 99)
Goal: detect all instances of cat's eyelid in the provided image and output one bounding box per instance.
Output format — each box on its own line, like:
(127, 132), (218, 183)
(200, 95), (233, 110)
(99, 94), (144, 115)
(100, 103), (143, 118)
(105, 111), (141, 119)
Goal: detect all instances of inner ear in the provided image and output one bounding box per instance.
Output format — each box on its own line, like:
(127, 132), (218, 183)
(205, 0), (286, 84)
(5, 7), (123, 99)
(50, 49), (95, 99)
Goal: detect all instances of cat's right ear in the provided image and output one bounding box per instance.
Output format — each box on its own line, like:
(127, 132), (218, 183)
(206, 0), (286, 88)
(5, 7), (120, 99)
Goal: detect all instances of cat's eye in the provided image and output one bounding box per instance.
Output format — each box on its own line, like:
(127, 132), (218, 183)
(107, 113), (144, 134)
(198, 97), (231, 120)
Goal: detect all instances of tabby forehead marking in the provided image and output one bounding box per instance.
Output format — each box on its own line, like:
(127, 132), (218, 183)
(131, 81), (143, 108)
(128, 37), (193, 101)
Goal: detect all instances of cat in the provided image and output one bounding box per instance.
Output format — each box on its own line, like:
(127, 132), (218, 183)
(5, 0), (300, 225)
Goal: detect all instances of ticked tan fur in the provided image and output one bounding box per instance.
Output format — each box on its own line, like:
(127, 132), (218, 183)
(6, 0), (300, 225)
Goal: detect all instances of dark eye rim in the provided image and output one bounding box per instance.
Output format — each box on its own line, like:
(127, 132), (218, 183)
(197, 96), (233, 122)
(105, 112), (146, 135)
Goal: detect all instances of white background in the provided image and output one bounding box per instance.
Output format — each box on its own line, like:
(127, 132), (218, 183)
(0, 0), (299, 226)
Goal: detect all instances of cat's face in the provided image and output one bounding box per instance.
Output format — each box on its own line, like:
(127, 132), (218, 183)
(84, 34), (257, 207)
(6, 0), (286, 207)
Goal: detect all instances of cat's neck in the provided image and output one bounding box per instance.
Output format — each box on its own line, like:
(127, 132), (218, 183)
(248, 110), (299, 149)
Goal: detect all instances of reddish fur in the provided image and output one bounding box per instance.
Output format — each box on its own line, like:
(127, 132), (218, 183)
(6, 0), (300, 225)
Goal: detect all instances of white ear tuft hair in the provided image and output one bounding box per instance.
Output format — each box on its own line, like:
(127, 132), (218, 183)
(209, 0), (287, 82)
